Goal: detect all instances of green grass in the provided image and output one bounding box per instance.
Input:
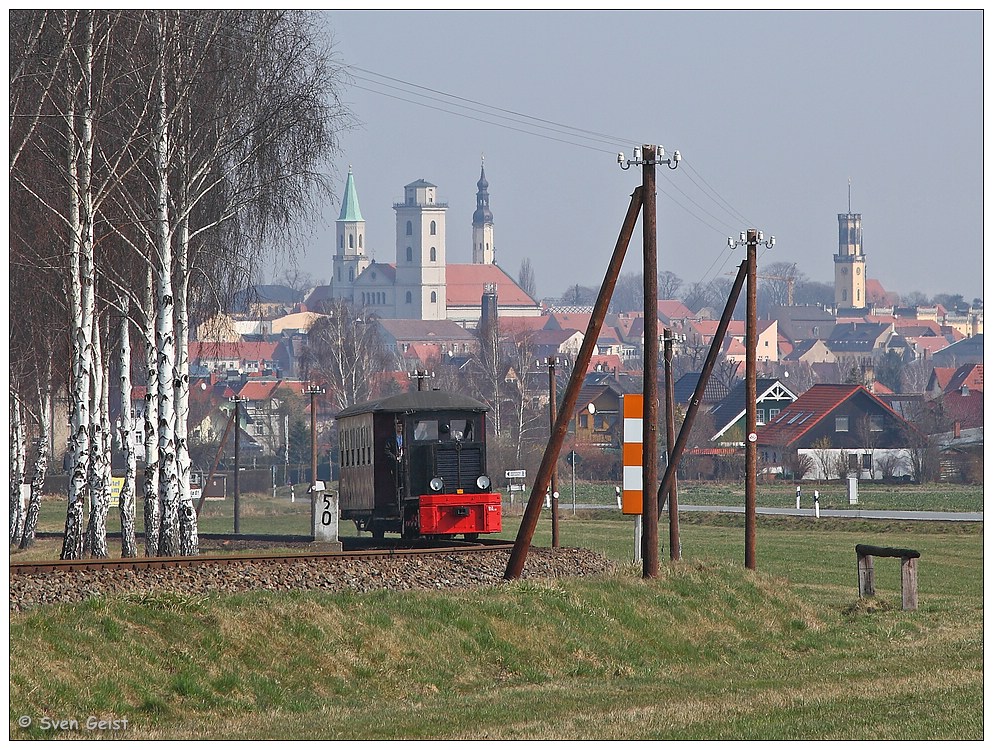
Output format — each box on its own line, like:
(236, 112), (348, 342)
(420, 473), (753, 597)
(8, 504), (984, 740)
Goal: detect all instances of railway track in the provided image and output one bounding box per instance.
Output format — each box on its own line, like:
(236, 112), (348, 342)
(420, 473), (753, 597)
(9, 538), (516, 577)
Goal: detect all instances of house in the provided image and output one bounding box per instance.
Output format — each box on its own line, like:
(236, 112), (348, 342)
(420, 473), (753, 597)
(690, 319), (781, 362)
(374, 319), (479, 360)
(931, 334), (984, 367)
(573, 371), (641, 447)
(709, 378), (798, 445)
(823, 321), (895, 361)
(769, 305), (836, 342)
(189, 340), (289, 378)
(528, 328), (585, 363)
(782, 339), (836, 365)
(757, 383), (916, 480)
(672, 372), (732, 409)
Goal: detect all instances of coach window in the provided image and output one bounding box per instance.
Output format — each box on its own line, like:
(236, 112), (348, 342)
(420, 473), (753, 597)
(413, 420), (439, 442)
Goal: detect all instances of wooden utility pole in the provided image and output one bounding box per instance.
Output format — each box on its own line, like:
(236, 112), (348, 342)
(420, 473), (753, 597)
(505, 187), (643, 579)
(547, 357), (560, 548)
(664, 328), (680, 561)
(656, 260), (748, 515)
(304, 384), (324, 494)
(745, 229), (758, 570)
(641, 145), (660, 578)
(230, 395), (247, 533)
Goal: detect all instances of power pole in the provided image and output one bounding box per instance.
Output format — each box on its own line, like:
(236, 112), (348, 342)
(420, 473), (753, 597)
(304, 384), (325, 500)
(621, 144), (679, 578)
(545, 357), (560, 547)
(729, 229), (775, 570)
(229, 395), (248, 534)
(663, 328), (682, 561)
(505, 187), (644, 580)
(409, 369), (434, 391)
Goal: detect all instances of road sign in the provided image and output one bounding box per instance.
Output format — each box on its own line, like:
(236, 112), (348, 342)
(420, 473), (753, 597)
(509, 484), (525, 492)
(505, 469), (526, 478)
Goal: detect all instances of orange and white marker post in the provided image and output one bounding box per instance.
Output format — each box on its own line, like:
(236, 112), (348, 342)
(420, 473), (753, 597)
(622, 394), (644, 562)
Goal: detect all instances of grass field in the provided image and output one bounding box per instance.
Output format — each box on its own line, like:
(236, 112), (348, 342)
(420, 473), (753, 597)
(8, 483), (984, 739)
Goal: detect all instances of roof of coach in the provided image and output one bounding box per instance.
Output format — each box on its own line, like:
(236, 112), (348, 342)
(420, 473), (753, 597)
(336, 390), (490, 419)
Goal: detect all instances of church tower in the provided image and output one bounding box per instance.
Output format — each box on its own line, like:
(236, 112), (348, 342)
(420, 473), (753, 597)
(331, 166), (371, 301)
(834, 186), (866, 311)
(394, 179), (447, 320)
(472, 159), (495, 264)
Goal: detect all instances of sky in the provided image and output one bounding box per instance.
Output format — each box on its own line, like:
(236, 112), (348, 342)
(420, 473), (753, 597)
(284, 10), (985, 303)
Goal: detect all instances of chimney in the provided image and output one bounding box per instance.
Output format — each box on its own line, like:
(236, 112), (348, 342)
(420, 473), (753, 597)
(954, 421), (961, 439)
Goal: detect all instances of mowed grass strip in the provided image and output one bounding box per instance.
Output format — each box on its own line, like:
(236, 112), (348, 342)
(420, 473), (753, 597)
(9, 519), (983, 740)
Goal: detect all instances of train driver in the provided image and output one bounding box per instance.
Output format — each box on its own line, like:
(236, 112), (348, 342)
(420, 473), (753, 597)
(385, 420), (405, 495)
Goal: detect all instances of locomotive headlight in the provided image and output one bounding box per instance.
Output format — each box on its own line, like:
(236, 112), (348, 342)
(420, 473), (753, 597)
(476, 475), (491, 490)
(429, 477), (444, 492)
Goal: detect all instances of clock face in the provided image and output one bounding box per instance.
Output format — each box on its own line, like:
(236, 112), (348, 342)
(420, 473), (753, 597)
(855, 267), (861, 275)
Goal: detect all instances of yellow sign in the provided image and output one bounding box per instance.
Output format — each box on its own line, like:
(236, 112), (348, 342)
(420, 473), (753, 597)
(109, 476), (123, 508)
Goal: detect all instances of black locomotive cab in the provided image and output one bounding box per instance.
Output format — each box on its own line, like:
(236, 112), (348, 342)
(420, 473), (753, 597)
(335, 391), (502, 540)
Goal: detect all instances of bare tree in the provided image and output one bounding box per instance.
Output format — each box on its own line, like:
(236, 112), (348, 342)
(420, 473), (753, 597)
(810, 435), (835, 480)
(658, 270), (682, 301)
(299, 300), (392, 411)
(517, 257), (537, 300)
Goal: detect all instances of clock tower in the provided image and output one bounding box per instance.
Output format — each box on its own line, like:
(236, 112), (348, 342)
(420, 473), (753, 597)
(834, 208), (866, 311)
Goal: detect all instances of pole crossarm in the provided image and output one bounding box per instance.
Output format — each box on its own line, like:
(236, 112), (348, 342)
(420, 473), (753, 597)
(504, 186), (643, 579)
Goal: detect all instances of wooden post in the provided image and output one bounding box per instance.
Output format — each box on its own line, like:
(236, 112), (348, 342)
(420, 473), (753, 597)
(901, 556), (918, 611)
(857, 551), (875, 598)
(855, 544), (920, 610)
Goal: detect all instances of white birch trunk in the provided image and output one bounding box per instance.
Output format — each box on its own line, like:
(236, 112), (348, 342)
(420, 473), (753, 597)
(9, 396), (26, 544)
(118, 303), (138, 557)
(153, 41), (180, 557)
(142, 268), (161, 556)
(62, 13), (96, 560)
(20, 374), (51, 550)
(175, 208), (199, 555)
(85, 317), (110, 558)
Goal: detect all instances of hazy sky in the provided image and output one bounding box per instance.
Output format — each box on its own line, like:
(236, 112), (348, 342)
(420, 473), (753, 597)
(287, 10), (984, 303)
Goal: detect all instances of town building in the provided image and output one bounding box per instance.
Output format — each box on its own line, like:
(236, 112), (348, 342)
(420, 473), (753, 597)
(319, 163), (541, 327)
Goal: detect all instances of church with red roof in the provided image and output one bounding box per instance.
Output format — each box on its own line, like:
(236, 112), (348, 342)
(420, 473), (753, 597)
(316, 163), (541, 327)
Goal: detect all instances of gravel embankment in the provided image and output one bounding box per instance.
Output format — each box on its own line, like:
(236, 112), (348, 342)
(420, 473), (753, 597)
(10, 547), (616, 613)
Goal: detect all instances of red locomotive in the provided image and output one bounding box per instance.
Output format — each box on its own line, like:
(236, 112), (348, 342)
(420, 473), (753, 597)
(335, 390), (502, 540)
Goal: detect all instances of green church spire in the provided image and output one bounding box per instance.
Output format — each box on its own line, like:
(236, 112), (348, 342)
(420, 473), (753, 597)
(338, 165), (364, 222)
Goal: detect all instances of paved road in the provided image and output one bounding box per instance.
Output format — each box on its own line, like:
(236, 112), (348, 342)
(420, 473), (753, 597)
(553, 503), (982, 522)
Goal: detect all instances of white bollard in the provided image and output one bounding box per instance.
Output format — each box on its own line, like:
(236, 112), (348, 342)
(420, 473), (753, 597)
(814, 490), (820, 519)
(796, 485), (801, 510)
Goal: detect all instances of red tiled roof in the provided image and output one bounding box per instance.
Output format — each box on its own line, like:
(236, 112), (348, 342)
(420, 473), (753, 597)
(546, 312), (593, 332)
(500, 317), (551, 335)
(407, 342), (443, 366)
(587, 354), (623, 373)
(657, 299), (693, 321)
(445, 264), (537, 307)
(236, 380), (282, 401)
(189, 341), (279, 361)
(942, 390), (984, 429)
(929, 367), (957, 392)
(692, 319), (774, 340)
(756, 384), (863, 447)
(945, 363), (983, 394)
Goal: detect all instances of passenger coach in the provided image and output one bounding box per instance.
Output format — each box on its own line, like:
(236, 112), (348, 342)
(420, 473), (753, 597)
(335, 390), (502, 540)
